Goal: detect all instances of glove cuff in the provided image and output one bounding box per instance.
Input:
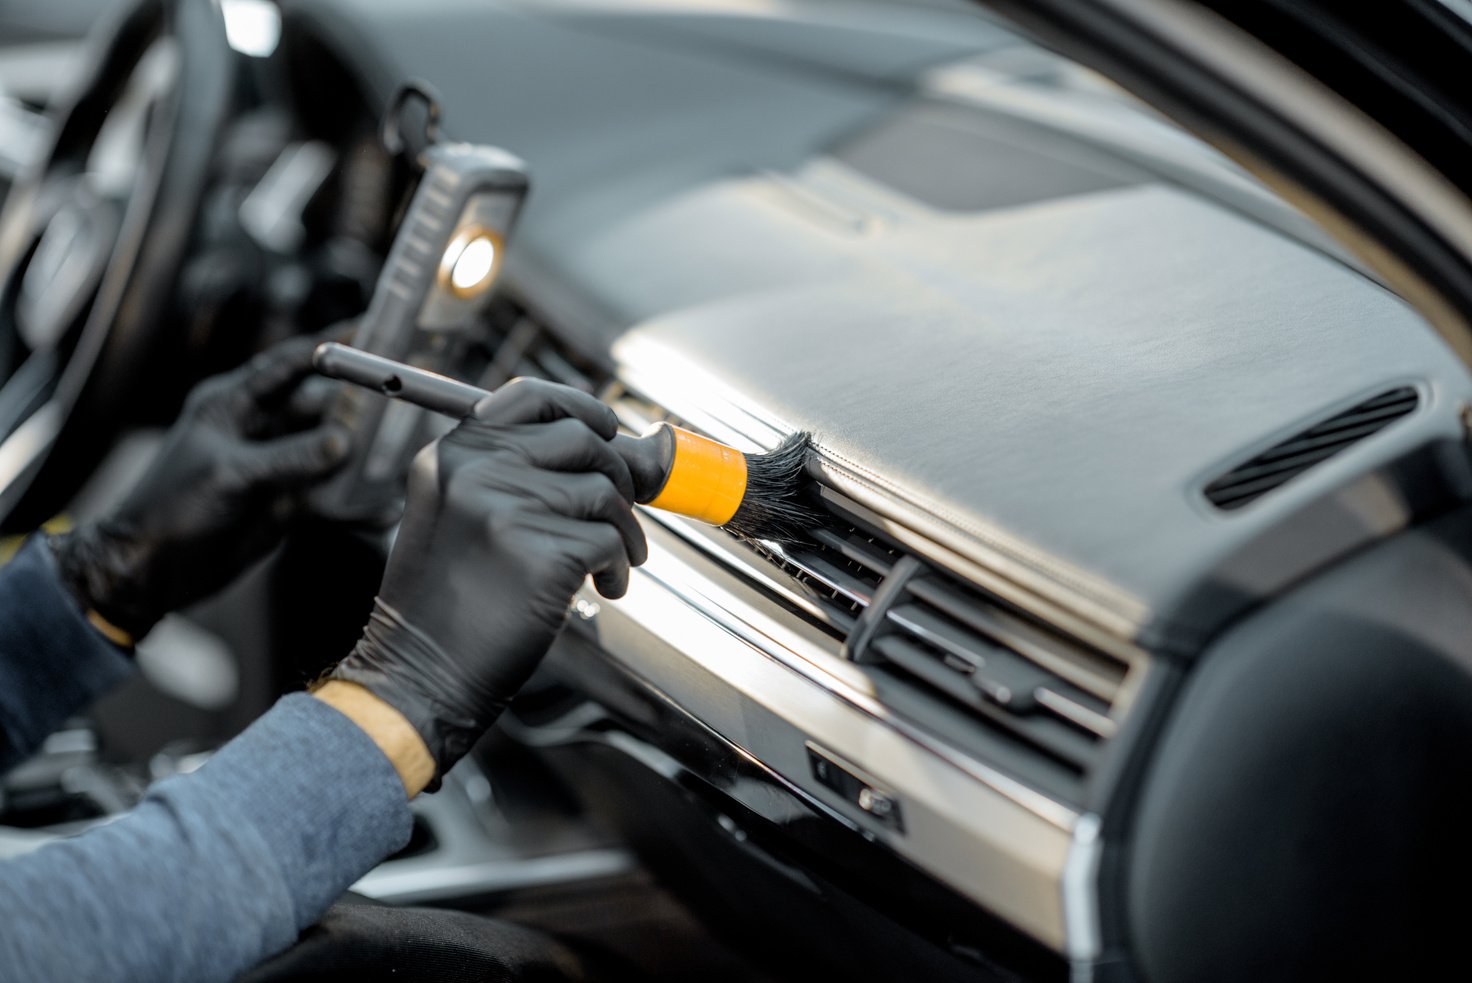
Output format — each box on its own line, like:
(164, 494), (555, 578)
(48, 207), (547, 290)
(48, 526), (161, 642)
(331, 599), (503, 786)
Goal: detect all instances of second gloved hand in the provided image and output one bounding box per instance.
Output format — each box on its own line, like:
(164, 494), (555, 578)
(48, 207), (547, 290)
(52, 335), (352, 642)
(330, 378), (648, 779)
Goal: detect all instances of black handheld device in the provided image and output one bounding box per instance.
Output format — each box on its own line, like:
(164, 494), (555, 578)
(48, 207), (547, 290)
(314, 86), (530, 518)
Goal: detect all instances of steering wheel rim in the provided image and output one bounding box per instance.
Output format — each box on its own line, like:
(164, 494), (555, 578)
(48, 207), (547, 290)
(0, 0), (237, 532)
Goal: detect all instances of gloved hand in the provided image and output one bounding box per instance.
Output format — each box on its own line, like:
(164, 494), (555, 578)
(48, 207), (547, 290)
(329, 378), (647, 779)
(52, 336), (352, 642)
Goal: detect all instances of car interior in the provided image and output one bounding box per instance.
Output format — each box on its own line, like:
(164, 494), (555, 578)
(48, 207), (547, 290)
(4, 1), (1472, 981)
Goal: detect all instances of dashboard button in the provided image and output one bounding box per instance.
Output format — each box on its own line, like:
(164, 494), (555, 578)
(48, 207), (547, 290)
(806, 743), (904, 832)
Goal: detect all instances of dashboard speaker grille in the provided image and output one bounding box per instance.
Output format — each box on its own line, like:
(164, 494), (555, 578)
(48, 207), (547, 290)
(1204, 387), (1420, 510)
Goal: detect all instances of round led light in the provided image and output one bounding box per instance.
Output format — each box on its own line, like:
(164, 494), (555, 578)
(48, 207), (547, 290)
(442, 231), (500, 298)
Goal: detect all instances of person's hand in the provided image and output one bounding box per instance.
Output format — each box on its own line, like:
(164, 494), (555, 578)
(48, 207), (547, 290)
(327, 378), (647, 782)
(52, 335), (352, 643)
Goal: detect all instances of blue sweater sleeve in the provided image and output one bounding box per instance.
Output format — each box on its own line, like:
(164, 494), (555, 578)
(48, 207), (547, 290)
(0, 536), (134, 769)
(0, 693), (414, 982)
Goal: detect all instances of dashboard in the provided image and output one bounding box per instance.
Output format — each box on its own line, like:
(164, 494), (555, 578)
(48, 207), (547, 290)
(12, 0), (1472, 980)
(274, 1), (1472, 980)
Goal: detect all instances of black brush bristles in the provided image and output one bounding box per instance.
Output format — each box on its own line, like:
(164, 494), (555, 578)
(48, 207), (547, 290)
(724, 432), (822, 545)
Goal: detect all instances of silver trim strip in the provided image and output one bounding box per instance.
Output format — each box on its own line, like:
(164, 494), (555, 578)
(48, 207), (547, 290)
(595, 539), (1077, 947)
(354, 850), (633, 907)
(1062, 812), (1105, 965)
(1036, 687), (1117, 740)
(636, 540), (1078, 829)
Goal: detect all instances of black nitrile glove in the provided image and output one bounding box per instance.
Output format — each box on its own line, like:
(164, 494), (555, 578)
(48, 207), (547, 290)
(330, 378), (648, 779)
(52, 336), (352, 641)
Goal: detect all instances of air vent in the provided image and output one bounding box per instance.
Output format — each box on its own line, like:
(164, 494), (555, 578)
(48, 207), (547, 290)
(1205, 387), (1420, 510)
(748, 527), (901, 639)
(857, 564), (1125, 792)
(743, 499), (1130, 803)
(603, 385), (1135, 805)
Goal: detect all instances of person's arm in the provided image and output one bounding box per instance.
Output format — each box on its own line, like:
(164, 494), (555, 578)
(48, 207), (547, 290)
(0, 375), (643, 982)
(0, 336), (347, 772)
(0, 692), (417, 983)
(312, 679), (435, 793)
(0, 537), (134, 771)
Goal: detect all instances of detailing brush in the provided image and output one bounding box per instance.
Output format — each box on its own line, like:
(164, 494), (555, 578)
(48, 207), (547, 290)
(313, 342), (820, 543)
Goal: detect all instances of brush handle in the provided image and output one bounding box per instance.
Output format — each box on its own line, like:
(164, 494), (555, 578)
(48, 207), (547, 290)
(314, 343), (487, 417)
(314, 342), (676, 503)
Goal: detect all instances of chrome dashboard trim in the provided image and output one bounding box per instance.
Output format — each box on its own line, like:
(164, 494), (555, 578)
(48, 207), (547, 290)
(605, 336), (1134, 953)
(626, 535), (1079, 829)
(588, 525), (1079, 948)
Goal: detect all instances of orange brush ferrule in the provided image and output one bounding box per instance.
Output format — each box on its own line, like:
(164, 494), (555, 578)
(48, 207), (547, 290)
(646, 426), (748, 526)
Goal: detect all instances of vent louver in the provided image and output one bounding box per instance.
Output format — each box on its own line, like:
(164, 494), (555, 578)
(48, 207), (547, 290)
(857, 563), (1125, 796)
(1205, 387), (1420, 510)
(749, 526), (899, 638)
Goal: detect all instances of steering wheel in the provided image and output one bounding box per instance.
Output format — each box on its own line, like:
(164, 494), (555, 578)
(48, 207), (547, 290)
(0, 0), (236, 532)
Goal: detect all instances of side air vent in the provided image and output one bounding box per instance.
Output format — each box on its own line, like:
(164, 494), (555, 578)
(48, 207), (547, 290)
(1205, 387), (1420, 510)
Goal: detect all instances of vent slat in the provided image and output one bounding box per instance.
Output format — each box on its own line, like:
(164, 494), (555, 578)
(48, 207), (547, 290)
(1206, 436), (1368, 491)
(742, 528), (885, 635)
(864, 561), (1127, 783)
(1205, 387), (1419, 510)
(871, 635), (1101, 771)
(807, 527), (900, 578)
(777, 551), (878, 608)
(1297, 398), (1419, 439)
(1035, 687), (1116, 739)
(1208, 469), (1323, 509)
(1214, 418), (1410, 482)
(888, 603), (1051, 710)
(906, 577), (1125, 701)
(1340, 388), (1419, 413)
